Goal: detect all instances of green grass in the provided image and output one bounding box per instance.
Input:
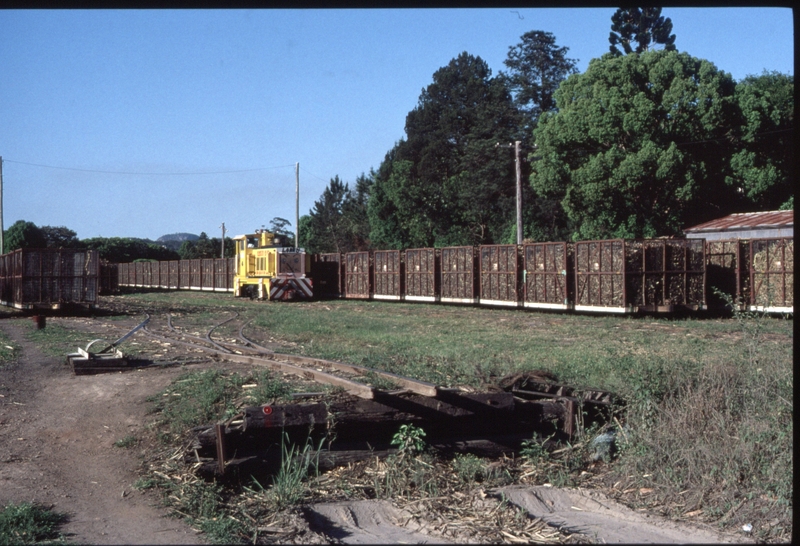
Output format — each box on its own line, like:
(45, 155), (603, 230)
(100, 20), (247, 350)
(0, 502), (67, 545)
(148, 368), (298, 438)
(25, 322), (103, 359)
(113, 435), (139, 448)
(103, 292), (794, 540)
(0, 330), (18, 370)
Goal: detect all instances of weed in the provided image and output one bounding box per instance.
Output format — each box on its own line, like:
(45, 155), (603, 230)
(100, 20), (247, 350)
(246, 370), (293, 403)
(151, 369), (244, 434)
(265, 432), (322, 509)
(609, 297), (793, 540)
(453, 453), (485, 483)
(373, 452), (439, 500)
(0, 331), (16, 370)
(520, 434), (551, 464)
(0, 502), (67, 545)
(372, 424), (439, 499)
(132, 477), (158, 490)
(390, 423), (426, 456)
(113, 435), (139, 448)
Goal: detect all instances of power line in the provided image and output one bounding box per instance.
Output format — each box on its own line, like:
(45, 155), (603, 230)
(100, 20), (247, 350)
(1, 159), (297, 176)
(299, 166), (331, 184)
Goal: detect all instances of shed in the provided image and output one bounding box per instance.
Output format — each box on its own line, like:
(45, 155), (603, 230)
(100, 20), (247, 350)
(684, 210), (793, 240)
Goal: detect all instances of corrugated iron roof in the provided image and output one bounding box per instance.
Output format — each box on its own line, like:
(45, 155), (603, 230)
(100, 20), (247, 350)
(685, 210), (794, 233)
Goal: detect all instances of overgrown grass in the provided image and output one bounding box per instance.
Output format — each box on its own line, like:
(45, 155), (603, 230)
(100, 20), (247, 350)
(608, 305), (793, 542)
(148, 368), (297, 438)
(0, 502), (67, 545)
(141, 368), (311, 544)
(108, 292), (792, 540)
(0, 330), (17, 370)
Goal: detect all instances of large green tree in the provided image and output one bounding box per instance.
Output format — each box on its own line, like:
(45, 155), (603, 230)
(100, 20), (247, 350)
(531, 50), (739, 240)
(609, 7), (676, 56)
(304, 176), (350, 253)
(500, 30), (577, 242)
(502, 30), (578, 130)
(4, 220), (47, 251)
(340, 173), (372, 251)
(369, 52), (523, 248)
(303, 174), (374, 253)
(41, 226), (82, 248)
(727, 71), (794, 211)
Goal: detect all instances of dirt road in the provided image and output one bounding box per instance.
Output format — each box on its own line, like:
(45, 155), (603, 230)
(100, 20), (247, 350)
(0, 316), (204, 544)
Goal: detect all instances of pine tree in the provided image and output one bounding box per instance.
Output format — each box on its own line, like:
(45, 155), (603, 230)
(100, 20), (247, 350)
(609, 7), (676, 56)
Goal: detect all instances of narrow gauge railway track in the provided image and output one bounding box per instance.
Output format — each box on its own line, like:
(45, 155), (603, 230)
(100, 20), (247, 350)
(140, 312), (438, 399)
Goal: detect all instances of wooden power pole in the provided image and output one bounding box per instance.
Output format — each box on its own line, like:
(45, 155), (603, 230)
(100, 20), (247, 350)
(220, 223), (226, 258)
(0, 156), (4, 255)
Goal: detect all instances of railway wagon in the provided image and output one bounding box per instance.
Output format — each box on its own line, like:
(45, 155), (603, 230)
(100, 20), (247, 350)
(373, 250), (403, 301)
(326, 238), (710, 314)
(311, 253), (345, 298)
(480, 244), (521, 307)
(749, 237), (793, 313)
(523, 242), (573, 310)
(705, 239), (751, 311)
(404, 248), (438, 302)
(440, 246), (479, 304)
(117, 258), (234, 293)
(344, 251), (371, 299)
(0, 248), (99, 309)
(703, 237), (793, 313)
(574, 239), (706, 313)
(99, 262), (119, 295)
(105, 236), (792, 315)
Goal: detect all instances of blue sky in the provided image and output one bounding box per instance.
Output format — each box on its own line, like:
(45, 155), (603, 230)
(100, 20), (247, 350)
(0, 8), (793, 242)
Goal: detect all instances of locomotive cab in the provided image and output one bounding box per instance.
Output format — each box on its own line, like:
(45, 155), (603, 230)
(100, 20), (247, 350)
(233, 229), (312, 300)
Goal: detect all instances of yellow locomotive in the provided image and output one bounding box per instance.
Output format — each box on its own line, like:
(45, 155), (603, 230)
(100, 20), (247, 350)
(232, 229), (312, 300)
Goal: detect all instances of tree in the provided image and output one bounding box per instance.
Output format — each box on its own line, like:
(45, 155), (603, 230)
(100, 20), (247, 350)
(304, 176), (350, 253)
(269, 217), (294, 244)
(4, 220), (47, 251)
(303, 174), (372, 254)
(41, 226), (82, 248)
(727, 71), (794, 210)
(609, 7), (676, 56)
(369, 52), (523, 248)
(531, 50), (739, 240)
(82, 237), (179, 262)
(502, 30), (578, 130)
(340, 173), (373, 251)
(176, 232), (233, 259)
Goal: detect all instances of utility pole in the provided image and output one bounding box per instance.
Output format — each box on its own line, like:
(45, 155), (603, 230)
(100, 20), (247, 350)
(514, 140), (522, 245)
(220, 222), (226, 258)
(495, 142), (523, 245)
(0, 156), (4, 255)
(295, 162), (300, 249)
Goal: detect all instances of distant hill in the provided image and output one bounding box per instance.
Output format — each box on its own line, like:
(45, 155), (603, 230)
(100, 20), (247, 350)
(157, 232), (199, 251)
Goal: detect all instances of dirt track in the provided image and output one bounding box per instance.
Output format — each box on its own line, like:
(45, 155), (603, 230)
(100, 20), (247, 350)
(0, 316), (204, 544)
(0, 313), (751, 544)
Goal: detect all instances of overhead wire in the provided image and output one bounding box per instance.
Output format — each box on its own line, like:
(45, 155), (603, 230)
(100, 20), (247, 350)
(1, 159), (297, 176)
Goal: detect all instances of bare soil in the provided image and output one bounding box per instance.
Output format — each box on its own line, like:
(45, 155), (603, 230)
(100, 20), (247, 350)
(0, 310), (752, 544)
